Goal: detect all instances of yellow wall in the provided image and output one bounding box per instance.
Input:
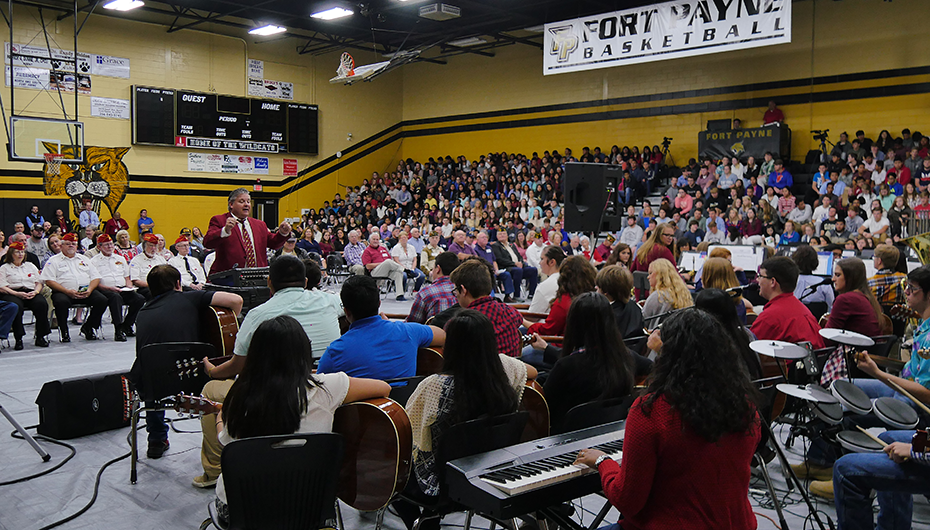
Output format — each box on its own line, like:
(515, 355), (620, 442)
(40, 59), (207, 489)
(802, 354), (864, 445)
(1, 0), (929, 237)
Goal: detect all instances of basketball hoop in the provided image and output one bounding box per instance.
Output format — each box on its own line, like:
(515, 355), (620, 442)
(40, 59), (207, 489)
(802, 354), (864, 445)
(43, 153), (64, 176)
(336, 52), (355, 78)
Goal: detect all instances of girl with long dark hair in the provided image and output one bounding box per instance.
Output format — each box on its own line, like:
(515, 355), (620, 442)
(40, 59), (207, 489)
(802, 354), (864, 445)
(693, 288), (762, 381)
(575, 308), (761, 530)
(215, 316), (389, 521)
(530, 292), (640, 430)
(396, 310), (536, 529)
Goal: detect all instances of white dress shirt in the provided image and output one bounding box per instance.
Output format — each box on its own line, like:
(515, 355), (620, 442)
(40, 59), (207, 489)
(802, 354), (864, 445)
(528, 272), (559, 314)
(169, 254), (207, 287)
(41, 253), (101, 290)
(130, 253), (167, 282)
(526, 243), (545, 269)
(0, 262), (42, 290)
(91, 252), (130, 288)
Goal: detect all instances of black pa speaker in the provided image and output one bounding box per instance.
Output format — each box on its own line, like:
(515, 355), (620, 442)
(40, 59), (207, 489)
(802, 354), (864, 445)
(707, 119), (732, 131)
(36, 370), (134, 439)
(563, 163), (621, 233)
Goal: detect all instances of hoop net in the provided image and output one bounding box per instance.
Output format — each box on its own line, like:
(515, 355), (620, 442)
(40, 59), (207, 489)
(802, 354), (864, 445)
(336, 52), (355, 78)
(43, 153), (64, 176)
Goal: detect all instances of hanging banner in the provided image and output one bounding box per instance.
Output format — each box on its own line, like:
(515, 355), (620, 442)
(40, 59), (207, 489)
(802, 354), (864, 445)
(5, 43), (127, 78)
(248, 58), (264, 79)
(188, 152), (270, 174)
(91, 97), (131, 119)
(543, 0), (791, 75)
(5, 65), (50, 90)
(283, 159), (298, 177)
(247, 77), (294, 100)
(697, 124), (790, 161)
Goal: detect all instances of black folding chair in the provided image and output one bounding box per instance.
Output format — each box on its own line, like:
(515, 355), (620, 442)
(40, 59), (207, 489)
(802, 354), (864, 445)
(200, 433), (344, 530)
(557, 395), (635, 435)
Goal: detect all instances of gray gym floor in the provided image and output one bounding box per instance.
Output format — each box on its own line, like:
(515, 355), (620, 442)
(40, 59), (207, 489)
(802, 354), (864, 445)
(0, 294), (926, 530)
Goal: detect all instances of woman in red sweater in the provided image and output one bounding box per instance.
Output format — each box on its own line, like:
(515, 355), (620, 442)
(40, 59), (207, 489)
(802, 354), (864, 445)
(575, 307), (761, 530)
(630, 223), (677, 273)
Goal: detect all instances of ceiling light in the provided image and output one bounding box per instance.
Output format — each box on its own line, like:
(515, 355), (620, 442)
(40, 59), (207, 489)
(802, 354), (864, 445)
(311, 7), (354, 20)
(249, 24), (287, 36)
(448, 37), (486, 47)
(103, 0), (144, 11)
(522, 25), (544, 33)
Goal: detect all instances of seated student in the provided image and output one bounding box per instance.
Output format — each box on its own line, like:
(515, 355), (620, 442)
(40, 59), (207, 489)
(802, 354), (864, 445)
(527, 246), (566, 314)
(213, 315), (390, 525)
(574, 308), (761, 530)
(406, 252), (460, 324)
(318, 275), (445, 379)
(791, 244), (835, 312)
(595, 264), (644, 339)
(642, 258), (693, 328)
(693, 288), (763, 381)
(449, 258), (523, 357)
(751, 256), (825, 349)
(523, 256), (596, 337)
(697, 257), (753, 324)
(529, 292), (643, 430)
(393, 310), (537, 530)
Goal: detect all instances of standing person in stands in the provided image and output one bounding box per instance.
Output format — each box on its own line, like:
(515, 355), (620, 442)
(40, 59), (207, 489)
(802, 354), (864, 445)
(450, 259), (523, 357)
(407, 252), (459, 324)
(752, 256), (825, 349)
(103, 211), (129, 239)
(393, 309), (536, 530)
(203, 188), (291, 274)
(137, 209), (154, 238)
(575, 308), (761, 530)
(212, 315), (391, 526)
(0, 241), (50, 349)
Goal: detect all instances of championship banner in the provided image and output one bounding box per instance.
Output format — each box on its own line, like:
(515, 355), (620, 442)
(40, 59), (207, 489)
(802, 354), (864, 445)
(543, 0), (791, 75)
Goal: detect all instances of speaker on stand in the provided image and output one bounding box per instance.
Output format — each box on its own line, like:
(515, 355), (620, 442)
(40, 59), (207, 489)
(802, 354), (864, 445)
(563, 163), (621, 234)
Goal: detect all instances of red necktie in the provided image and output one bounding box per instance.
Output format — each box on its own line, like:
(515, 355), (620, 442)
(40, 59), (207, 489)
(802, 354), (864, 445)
(239, 218), (257, 267)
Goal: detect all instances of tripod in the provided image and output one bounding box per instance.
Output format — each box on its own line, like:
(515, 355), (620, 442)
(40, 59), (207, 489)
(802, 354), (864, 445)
(0, 400), (50, 462)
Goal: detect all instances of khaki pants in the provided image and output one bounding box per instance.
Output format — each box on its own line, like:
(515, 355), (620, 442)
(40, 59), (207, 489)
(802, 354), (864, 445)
(200, 379), (235, 480)
(372, 259), (405, 295)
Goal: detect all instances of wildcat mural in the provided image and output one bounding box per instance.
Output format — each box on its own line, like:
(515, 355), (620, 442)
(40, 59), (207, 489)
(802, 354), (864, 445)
(42, 144), (130, 219)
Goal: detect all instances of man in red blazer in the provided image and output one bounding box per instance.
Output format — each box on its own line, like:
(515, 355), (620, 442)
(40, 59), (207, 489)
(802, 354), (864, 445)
(204, 188), (291, 274)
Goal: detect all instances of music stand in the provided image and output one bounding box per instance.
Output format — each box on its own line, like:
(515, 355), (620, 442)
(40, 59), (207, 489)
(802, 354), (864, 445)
(0, 400), (50, 462)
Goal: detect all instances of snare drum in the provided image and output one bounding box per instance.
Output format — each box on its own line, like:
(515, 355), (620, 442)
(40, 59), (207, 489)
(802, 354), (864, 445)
(873, 397), (919, 430)
(831, 380), (872, 415)
(836, 431), (884, 453)
(809, 401), (843, 425)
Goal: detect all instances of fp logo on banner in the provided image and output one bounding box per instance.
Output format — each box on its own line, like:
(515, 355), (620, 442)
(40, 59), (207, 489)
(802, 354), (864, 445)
(548, 25), (578, 63)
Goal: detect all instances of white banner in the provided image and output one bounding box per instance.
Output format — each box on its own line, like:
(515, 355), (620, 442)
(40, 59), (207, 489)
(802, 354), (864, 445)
(543, 0), (791, 75)
(188, 152), (270, 174)
(248, 58), (263, 79)
(5, 65), (50, 90)
(5, 43), (127, 78)
(91, 97), (130, 119)
(247, 77), (294, 100)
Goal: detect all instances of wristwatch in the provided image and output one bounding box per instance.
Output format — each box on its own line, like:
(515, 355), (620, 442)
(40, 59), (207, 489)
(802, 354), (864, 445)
(594, 455), (610, 468)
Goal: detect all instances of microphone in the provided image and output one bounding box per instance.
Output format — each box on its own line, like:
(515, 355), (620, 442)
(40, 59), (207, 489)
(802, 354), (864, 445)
(725, 285), (749, 293)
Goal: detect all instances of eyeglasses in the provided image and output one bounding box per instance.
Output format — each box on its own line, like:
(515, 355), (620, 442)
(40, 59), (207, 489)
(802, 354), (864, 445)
(757, 274), (774, 280)
(662, 233), (675, 238)
(905, 284), (922, 294)
(452, 286), (461, 295)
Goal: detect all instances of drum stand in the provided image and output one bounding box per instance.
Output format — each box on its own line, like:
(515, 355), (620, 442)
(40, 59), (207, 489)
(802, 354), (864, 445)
(0, 400), (50, 462)
(762, 418), (834, 530)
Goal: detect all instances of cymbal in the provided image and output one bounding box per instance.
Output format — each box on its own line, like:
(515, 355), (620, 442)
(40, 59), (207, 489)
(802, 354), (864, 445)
(749, 340), (810, 359)
(776, 383), (840, 404)
(819, 328), (875, 347)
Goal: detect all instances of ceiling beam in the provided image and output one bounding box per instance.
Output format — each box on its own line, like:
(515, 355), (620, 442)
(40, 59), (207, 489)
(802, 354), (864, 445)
(493, 32), (542, 49)
(166, 0), (277, 33)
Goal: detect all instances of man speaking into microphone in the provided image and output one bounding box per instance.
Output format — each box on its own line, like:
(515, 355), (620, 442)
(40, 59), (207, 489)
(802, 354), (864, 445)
(204, 188), (291, 274)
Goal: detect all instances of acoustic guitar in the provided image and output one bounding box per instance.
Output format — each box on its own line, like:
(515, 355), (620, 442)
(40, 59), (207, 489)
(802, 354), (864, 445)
(333, 397), (412, 512)
(890, 304), (921, 322)
(202, 305), (239, 357)
(519, 380), (549, 443)
(173, 393), (414, 513)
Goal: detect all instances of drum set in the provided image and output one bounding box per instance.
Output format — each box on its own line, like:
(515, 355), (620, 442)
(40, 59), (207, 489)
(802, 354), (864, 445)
(754, 329), (920, 454)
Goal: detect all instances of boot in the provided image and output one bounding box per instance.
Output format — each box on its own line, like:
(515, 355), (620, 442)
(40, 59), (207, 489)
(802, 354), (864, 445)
(59, 326), (70, 343)
(114, 327), (127, 342)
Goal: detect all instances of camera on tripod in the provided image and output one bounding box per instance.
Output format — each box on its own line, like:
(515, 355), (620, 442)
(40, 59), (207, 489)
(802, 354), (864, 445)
(811, 129), (830, 142)
(662, 137), (673, 148)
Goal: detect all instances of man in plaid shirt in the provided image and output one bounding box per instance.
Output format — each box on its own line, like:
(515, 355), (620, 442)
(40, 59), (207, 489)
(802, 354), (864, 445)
(449, 258), (522, 357)
(406, 252), (459, 324)
(342, 229), (367, 276)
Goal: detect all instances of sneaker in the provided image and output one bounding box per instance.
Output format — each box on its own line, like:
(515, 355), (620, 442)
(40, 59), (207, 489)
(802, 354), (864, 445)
(790, 461), (833, 481)
(146, 440), (169, 459)
(192, 474), (218, 488)
(810, 480), (834, 500)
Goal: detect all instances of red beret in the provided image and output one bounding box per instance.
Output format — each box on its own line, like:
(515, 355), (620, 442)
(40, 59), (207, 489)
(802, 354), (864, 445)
(96, 234), (112, 244)
(61, 233), (78, 242)
(142, 233), (158, 244)
(175, 236), (190, 245)
(7, 241), (24, 251)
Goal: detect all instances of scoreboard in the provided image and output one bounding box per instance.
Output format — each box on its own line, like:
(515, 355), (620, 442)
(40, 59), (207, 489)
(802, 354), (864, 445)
(131, 85), (318, 155)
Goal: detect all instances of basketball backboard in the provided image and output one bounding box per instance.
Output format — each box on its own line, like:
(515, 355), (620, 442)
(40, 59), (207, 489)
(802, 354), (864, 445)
(10, 116), (84, 163)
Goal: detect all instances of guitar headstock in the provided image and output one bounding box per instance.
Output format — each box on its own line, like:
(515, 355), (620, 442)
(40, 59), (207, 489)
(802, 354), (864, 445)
(173, 394), (221, 416)
(890, 304), (920, 321)
(174, 357), (205, 380)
